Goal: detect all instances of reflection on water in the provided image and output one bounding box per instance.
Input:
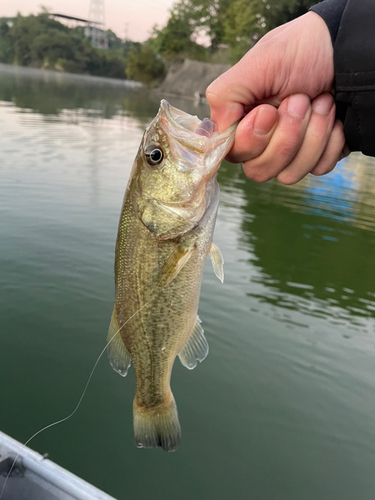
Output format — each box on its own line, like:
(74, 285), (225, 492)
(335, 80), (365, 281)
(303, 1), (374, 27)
(2, 64), (375, 500)
(217, 152), (375, 333)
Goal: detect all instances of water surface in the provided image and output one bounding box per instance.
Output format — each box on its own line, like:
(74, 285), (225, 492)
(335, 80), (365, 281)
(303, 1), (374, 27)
(1, 64), (375, 500)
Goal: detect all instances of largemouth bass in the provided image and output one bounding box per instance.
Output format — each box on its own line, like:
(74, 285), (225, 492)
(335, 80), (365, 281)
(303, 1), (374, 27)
(107, 100), (236, 452)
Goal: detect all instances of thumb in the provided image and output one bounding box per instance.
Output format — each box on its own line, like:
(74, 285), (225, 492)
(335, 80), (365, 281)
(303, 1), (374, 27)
(206, 57), (264, 133)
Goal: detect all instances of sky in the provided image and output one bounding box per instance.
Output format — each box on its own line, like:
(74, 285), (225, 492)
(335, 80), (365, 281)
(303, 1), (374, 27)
(1, 0), (176, 42)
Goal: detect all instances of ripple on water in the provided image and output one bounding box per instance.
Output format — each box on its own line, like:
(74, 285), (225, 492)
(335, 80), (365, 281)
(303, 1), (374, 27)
(2, 64), (375, 500)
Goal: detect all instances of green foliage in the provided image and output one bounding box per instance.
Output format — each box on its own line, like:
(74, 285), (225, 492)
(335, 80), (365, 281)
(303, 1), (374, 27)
(31, 30), (76, 67)
(0, 0), (318, 84)
(150, 0), (232, 58)
(107, 29), (124, 50)
(0, 13), (128, 79)
(151, 9), (207, 62)
(123, 40), (141, 59)
(125, 44), (165, 85)
(263, 0), (317, 33)
(223, 0), (258, 63)
(151, 0), (318, 65)
(7, 13), (69, 66)
(0, 20), (12, 63)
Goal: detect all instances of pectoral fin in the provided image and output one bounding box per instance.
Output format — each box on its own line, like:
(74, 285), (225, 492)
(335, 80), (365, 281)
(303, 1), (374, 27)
(107, 308), (131, 377)
(158, 245), (194, 289)
(210, 242), (224, 283)
(179, 316), (209, 370)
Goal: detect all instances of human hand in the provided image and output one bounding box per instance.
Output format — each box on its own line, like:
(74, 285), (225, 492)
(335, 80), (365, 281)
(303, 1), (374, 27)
(206, 12), (348, 184)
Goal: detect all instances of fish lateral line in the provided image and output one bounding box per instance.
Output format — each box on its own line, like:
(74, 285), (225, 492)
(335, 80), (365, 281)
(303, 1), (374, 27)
(0, 298), (154, 500)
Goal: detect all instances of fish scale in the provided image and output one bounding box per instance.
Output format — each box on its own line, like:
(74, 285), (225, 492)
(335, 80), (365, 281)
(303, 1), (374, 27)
(107, 100), (236, 451)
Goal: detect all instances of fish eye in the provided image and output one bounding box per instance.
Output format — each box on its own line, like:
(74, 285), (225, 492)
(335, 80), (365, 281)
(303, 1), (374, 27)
(145, 146), (164, 166)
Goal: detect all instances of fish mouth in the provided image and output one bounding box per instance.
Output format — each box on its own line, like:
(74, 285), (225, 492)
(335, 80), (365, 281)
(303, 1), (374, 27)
(159, 100), (237, 151)
(160, 100), (204, 135)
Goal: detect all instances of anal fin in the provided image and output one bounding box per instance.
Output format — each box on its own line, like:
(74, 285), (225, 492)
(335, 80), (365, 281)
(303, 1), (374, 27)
(179, 316), (209, 370)
(107, 308), (131, 377)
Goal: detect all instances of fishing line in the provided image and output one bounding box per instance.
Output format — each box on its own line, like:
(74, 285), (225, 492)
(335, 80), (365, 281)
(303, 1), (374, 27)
(0, 300), (153, 500)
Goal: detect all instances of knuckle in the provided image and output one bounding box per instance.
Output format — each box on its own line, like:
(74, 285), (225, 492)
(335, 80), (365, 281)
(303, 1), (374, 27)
(309, 115), (335, 142)
(309, 126), (328, 143)
(243, 165), (273, 183)
(275, 128), (301, 159)
(205, 87), (220, 107)
(278, 141), (297, 160)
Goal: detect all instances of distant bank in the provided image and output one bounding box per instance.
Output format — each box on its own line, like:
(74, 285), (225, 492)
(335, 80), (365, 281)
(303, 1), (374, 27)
(0, 63), (144, 88)
(157, 59), (230, 100)
(0, 60), (229, 99)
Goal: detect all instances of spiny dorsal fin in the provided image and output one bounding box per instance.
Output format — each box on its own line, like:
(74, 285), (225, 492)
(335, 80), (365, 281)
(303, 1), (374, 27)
(178, 316), (209, 370)
(107, 308), (131, 377)
(158, 245), (194, 289)
(210, 242), (224, 283)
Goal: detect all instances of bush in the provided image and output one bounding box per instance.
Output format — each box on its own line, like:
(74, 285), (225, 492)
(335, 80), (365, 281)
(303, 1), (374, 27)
(0, 13), (128, 80)
(125, 44), (165, 85)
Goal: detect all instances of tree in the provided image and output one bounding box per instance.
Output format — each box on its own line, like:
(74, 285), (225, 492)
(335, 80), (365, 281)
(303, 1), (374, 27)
(154, 0), (233, 52)
(151, 0), (318, 64)
(263, 0), (317, 33)
(0, 13), (128, 79)
(107, 29), (123, 50)
(125, 44), (165, 85)
(0, 20), (13, 63)
(31, 30), (76, 66)
(151, 8), (207, 62)
(223, 0), (258, 63)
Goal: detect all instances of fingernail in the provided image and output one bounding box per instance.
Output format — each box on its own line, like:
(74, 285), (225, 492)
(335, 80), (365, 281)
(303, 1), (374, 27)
(287, 94), (309, 119)
(312, 94), (334, 115)
(253, 106), (276, 135)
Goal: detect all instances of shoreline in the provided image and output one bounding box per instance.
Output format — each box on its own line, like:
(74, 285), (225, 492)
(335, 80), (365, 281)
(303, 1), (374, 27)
(0, 63), (144, 88)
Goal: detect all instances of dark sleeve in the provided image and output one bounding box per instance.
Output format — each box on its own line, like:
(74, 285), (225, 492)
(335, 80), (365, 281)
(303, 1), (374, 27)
(312, 0), (375, 156)
(310, 0), (348, 43)
(334, 0), (375, 156)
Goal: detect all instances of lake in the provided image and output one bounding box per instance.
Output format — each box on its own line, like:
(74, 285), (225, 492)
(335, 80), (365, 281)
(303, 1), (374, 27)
(1, 63), (375, 500)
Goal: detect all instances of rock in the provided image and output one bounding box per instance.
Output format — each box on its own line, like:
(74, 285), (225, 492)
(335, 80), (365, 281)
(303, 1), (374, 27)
(158, 59), (230, 99)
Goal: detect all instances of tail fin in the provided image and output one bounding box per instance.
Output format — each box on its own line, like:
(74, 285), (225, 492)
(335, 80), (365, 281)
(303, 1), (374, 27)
(133, 394), (181, 452)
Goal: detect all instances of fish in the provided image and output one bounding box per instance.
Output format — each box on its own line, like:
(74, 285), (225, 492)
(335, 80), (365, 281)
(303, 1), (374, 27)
(107, 100), (236, 452)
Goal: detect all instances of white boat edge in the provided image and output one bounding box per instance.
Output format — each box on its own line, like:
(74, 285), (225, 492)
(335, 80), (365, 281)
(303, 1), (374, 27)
(0, 430), (117, 500)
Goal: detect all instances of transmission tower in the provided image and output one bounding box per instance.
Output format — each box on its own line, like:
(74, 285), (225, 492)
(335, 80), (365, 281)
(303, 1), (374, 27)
(86, 0), (108, 49)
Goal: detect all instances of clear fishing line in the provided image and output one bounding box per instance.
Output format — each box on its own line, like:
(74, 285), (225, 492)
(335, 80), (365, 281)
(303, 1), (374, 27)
(0, 300), (153, 499)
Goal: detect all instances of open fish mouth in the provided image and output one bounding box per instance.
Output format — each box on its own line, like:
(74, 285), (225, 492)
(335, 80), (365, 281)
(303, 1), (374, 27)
(161, 100), (218, 138)
(160, 100), (213, 135)
(157, 99), (237, 157)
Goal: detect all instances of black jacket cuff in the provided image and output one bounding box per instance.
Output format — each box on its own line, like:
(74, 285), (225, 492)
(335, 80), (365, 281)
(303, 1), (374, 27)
(310, 0), (348, 44)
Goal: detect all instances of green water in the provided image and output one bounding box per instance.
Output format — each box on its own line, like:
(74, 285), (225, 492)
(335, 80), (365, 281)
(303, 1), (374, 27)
(1, 63), (375, 500)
